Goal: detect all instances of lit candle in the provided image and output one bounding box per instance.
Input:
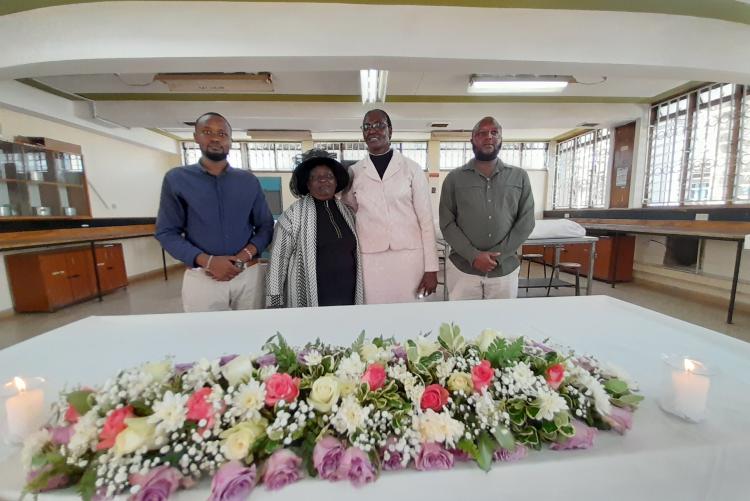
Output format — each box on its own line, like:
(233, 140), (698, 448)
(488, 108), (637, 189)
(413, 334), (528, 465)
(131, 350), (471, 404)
(670, 359), (710, 422)
(4, 377), (45, 441)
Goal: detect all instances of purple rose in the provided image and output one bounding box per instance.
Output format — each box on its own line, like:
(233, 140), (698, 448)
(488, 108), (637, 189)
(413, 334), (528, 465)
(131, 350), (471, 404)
(494, 444), (528, 462)
(263, 450), (301, 490)
(550, 420), (597, 451)
(313, 436), (345, 480)
(174, 362), (195, 374)
(529, 340), (554, 354)
(338, 447), (376, 487)
(449, 448), (472, 462)
(255, 353), (277, 368)
(603, 406), (633, 435)
(391, 345), (407, 362)
(219, 354), (239, 366)
(415, 443), (454, 471)
(209, 461), (256, 501)
(129, 465), (182, 501)
(26, 465), (69, 492)
(48, 425), (74, 446)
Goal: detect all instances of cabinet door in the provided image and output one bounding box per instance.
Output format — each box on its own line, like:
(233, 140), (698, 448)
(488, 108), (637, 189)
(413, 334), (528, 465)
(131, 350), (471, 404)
(65, 249), (96, 301)
(107, 244), (128, 289)
(38, 253), (73, 309)
(95, 244), (127, 292)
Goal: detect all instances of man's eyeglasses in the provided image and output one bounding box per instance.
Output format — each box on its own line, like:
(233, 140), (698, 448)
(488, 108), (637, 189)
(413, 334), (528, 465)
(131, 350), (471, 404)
(360, 122), (389, 132)
(473, 129), (500, 138)
(198, 130), (230, 138)
(474, 129), (500, 137)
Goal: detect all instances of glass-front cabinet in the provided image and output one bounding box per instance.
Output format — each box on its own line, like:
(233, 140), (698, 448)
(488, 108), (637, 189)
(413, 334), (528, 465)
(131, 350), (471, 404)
(0, 138), (91, 218)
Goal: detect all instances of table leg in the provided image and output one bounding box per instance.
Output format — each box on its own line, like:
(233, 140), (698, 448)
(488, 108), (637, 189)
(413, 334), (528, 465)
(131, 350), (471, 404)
(162, 248), (168, 281)
(609, 233), (619, 288)
(727, 240), (743, 324)
(587, 240), (596, 295)
(90, 242), (103, 302)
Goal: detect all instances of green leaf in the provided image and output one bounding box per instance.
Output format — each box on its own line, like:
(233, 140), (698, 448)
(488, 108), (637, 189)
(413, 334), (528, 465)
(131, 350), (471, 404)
(612, 394), (644, 409)
(486, 337), (525, 368)
(438, 323), (465, 353)
(77, 463), (97, 501)
(418, 351), (443, 367)
(493, 425), (516, 451)
(604, 378), (629, 396)
(457, 437), (479, 460)
(351, 330), (366, 354)
(67, 390), (93, 415)
(476, 431), (497, 472)
(559, 424), (575, 437)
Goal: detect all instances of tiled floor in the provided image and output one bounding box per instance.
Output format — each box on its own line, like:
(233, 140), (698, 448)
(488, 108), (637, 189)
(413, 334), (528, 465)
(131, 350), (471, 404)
(0, 264), (747, 350)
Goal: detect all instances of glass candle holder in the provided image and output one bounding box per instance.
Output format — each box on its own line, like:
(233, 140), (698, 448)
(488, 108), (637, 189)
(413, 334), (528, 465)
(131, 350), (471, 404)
(1, 376), (47, 445)
(659, 355), (713, 423)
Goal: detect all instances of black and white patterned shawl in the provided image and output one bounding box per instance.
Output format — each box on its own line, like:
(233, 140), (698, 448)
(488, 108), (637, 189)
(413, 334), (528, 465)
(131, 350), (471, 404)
(265, 195), (364, 308)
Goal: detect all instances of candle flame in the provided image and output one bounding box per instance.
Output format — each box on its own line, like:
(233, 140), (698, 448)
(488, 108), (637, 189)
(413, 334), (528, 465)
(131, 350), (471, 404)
(683, 359), (700, 373)
(12, 376), (27, 392)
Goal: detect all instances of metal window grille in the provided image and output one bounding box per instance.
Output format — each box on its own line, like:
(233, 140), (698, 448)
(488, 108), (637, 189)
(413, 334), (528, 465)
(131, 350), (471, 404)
(247, 142), (301, 171)
(440, 141), (548, 170)
(313, 142), (428, 169)
(552, 129), (611, 209)
(645, 83), (749, 206)
(181, 142), (243, 169)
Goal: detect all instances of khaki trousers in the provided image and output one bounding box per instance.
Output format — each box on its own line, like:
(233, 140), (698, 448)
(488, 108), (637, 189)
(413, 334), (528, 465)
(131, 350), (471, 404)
(182, 264), (265, 312)
(446, 259), (520, 300)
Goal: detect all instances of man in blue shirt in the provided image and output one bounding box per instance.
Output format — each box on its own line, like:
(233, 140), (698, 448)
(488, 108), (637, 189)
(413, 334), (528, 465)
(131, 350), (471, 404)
(155, 112), (274, 311)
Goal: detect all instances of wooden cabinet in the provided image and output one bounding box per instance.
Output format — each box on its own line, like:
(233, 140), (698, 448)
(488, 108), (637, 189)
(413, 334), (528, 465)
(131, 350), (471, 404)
(5, 243), (127, 312)
(522, 235), (635, 283)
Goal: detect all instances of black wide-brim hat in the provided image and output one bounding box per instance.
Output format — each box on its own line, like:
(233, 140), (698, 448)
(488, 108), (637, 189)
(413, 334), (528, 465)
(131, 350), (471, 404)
(290, 149), (350, 198)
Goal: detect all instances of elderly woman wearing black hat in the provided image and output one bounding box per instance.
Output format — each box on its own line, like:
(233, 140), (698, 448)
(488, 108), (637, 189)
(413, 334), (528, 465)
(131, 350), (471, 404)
(265, 149), (363, 308)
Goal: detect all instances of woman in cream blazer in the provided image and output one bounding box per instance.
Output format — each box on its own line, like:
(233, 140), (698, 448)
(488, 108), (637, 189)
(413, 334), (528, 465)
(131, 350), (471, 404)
(343, 109), (439, 304)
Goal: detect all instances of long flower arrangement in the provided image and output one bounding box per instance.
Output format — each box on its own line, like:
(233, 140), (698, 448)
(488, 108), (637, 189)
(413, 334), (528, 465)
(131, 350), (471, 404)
(23, 324), (642, 500)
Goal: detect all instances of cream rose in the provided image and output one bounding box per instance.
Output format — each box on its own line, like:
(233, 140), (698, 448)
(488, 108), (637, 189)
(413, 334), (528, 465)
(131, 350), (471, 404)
(475, 329), (501, 352)
(359, 343), (381, 363)
(415, 337), (440, 359)
(222, 355), (254, 387)
(143, 361), (172, 383)
(447, 372), (473, 393)
(220, 419), (268, 461)
(113, 417), (156, 456)
(308, 375), (341, 413)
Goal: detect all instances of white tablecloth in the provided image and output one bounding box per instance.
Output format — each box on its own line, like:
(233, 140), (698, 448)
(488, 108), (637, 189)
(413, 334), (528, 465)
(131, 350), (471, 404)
(1, 296), (749, 500)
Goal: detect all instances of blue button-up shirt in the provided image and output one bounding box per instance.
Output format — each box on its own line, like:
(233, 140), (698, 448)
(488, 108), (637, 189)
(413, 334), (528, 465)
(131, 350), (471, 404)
(155, 163), (274, 267)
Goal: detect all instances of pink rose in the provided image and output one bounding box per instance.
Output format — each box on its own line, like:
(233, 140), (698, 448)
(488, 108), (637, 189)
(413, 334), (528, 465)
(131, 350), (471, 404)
(471, 360), (494, 392)
(49, 425), (74, 446)
(420, 384), (449, 412)
(313, 436), (345, 480)
(96, 405), (134, 450)
(64, 405), (80, 425)
(209, 461), (256, 501)
(129, 465), (181, 501)
(415, 443), (454, 471)
(603, 406), (633, 435)
(26, 465), (69, 492)
(263, 449), (302, 490)
(361, 363), (386, 391)
(338, 447), (376, 487)
(545, 363), (565, 390)
(550, 420), (597, 450)
(187, 387), (223, 430)
(264, 374), (300, 407)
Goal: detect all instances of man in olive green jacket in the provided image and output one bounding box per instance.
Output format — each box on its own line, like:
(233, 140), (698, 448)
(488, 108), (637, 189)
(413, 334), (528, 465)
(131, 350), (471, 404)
(439, 116), (535, 300)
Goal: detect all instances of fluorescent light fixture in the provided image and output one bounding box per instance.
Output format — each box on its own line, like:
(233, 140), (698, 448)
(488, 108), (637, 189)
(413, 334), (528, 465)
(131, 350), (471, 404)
(360, 69), (388, 103)
(468, 74), (575, 94)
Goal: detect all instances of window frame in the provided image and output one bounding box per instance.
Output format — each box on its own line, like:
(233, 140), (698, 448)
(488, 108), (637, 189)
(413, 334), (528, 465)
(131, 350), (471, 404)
(552, 128), (612, 210)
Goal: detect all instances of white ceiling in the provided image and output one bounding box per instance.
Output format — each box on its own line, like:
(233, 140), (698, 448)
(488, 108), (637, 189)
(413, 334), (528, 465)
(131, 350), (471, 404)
(3, 2), (750, 142)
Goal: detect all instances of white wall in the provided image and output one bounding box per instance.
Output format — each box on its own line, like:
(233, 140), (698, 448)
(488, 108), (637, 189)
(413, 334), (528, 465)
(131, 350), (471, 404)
(0, 107), (181, 313)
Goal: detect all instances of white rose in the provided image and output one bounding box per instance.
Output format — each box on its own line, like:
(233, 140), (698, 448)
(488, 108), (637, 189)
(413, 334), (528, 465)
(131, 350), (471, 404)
(475, 329), (501, 352)
(308, 375), (341, 413)
(359, 343), (381, 363)
(113, 417), (156, 456)
(415, 338), (439, 359)
(220, 419), (268, 460)
(222, 355), (254, 386)
(143, 361), (172, 383)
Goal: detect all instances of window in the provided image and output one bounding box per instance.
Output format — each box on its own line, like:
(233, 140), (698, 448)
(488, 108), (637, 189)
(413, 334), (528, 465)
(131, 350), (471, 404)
(552, 129), (611, 209)
(181, 142), (242, 168)
(314, 142), (428, 169)
(439, 141), (548, 170)
(247, 143), (301, 171)
(180, 142), (301, 171)
(645, 83), (749, 206)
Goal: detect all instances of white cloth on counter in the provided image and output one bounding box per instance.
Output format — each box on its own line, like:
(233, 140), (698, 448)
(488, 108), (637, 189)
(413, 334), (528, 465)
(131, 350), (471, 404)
(527, 219), (586, 239)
